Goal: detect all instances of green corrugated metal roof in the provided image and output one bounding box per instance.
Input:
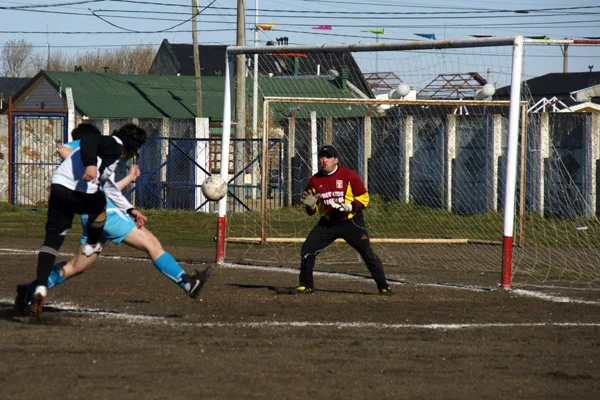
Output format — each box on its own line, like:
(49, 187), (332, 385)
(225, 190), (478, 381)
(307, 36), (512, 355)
(43, 71), (225, 119)
(257, 76), (369, 120)
(42, 71), (367, 120)
(257, 76), (353, 98)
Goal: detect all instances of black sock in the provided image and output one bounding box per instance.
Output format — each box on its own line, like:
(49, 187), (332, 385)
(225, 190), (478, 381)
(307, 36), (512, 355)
(36, 233), (65, 287)
(36, 249), (58, 287)
(87, 219), (105, 245)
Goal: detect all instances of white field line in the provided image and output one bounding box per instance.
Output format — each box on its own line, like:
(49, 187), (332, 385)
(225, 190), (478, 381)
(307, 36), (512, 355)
(208, 262), (600, 305)
(0, 248), (145, 261)
(512, 289), (600, 305)
(2, 297), (600, 330)
(218, 262), (492, 292)
(3, 248), (600, 305)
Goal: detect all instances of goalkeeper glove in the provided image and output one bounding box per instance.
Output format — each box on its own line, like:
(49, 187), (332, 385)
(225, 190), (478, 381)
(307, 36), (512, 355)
(301, 190), (321, 208)
(332, 199), (354, 213)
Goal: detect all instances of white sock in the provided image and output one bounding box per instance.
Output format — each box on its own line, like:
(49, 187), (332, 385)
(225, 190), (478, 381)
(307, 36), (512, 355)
(34, 285), (48, 297)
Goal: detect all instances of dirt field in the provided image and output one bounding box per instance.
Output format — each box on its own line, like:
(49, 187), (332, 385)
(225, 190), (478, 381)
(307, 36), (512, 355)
(1, 238), (599, 400)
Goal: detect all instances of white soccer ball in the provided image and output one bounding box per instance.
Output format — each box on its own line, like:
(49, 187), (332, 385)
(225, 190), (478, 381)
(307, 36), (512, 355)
(202, 175), (227, 201)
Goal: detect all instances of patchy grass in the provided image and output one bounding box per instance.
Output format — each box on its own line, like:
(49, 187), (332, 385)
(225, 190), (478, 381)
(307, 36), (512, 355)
(2, 200), (599, 249)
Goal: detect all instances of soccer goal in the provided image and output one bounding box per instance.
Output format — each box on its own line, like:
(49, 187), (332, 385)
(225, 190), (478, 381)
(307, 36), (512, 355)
(217, 36), (600, 291)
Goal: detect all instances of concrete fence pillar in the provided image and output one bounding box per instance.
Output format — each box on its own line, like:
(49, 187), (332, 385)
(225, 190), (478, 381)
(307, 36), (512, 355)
(402, 115), (414, 203)
(195, 117), (210, 212)
(445, 115), (457, 212)
(584, 112), (600, 217)
(364, 116), (371, 187)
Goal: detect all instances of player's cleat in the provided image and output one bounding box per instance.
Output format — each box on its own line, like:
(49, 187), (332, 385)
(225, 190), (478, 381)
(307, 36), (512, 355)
(29, 291), (47, 316)
(378, 286), (393, 296)
(295, 286), (314, 294)
(82, 242), (103, 257)
(14, 284), (33, 316)
(186, 266), (213, 299)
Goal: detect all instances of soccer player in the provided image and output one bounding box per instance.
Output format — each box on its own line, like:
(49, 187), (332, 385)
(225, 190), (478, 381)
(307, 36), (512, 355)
(297, 145), (392, 295)
(15, 139), (211, 316)
(23, 122), (147, 316)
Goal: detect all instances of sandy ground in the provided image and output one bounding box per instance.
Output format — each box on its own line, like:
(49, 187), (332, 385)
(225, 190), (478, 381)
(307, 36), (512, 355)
(0, 239), (599, 399)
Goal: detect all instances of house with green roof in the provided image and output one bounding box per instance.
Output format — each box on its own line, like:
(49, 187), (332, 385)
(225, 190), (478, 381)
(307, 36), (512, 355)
(5, 70), (365, 122)
(7, 70), (226, 120)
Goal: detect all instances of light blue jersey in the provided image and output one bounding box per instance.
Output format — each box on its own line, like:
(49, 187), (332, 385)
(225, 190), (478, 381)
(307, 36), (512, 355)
(80, 197), (136, 244)
(64, 140), (80, 150)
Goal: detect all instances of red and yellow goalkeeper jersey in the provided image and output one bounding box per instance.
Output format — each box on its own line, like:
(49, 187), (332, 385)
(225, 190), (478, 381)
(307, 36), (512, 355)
(306, 165), (370, 222)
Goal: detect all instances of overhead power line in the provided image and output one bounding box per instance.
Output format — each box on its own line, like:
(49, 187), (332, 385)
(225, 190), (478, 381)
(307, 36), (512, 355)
(1, 0), (598, 46)
(90, 0), (216, 33)
(3, 2), (600, 17)
(91, 9), (600, 20)
(2, 17), (599, 33)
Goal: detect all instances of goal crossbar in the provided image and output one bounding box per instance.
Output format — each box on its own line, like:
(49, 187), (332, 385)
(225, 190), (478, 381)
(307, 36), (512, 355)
(226, 36), (520, 56)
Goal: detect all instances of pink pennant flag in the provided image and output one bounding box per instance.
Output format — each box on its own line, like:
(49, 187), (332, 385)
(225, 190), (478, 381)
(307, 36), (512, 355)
(312, 25), (332, 30)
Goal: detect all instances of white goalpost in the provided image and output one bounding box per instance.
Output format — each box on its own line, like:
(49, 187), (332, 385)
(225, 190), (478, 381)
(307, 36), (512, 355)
(502, 36), (524, 288)
(217, 36), (600, 291)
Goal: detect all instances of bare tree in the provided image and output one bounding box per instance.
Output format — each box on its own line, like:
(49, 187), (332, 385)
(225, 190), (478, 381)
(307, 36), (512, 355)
(76, 49), (110, 73)
(74, 45), (156, 74)
(1, 42), (156, 76)
(30, 50), (75, 75)
(114, 45), (156, 74)
(1, 39), (33, 77)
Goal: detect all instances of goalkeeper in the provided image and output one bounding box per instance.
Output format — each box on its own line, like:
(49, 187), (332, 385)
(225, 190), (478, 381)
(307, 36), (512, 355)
(297, 145), (392, 295)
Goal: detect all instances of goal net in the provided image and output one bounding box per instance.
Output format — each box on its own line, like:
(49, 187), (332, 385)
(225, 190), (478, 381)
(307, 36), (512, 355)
(218, 37), (600, 291)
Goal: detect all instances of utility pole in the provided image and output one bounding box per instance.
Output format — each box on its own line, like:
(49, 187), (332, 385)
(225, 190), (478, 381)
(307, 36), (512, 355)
(192, 0), (202, 116)
(251, 0), (260, 199)
(562, 38), (569, 73)
(46, 25), (50, 70)
(235, 0), (247, 199)
(252, 0), (259, 140)
(236, 0), (247, 138)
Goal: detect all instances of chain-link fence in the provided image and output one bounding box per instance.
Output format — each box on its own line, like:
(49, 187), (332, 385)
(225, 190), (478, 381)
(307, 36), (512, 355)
(4, 116), (285, 213)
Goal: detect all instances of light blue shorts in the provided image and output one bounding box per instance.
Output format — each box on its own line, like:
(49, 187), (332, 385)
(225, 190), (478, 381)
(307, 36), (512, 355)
(80, 207), (136, 245)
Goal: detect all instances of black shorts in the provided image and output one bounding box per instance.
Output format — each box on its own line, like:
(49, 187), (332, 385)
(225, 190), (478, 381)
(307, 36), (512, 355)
(45, 184), (107, 234)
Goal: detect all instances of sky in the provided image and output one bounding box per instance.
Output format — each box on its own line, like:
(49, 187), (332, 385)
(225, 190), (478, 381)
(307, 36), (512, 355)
(1, 0), (599, 90)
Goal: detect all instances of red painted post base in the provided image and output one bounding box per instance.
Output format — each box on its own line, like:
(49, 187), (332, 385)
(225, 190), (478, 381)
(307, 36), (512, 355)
(215, 215), (227, 264)
(501, 235), (513, 289)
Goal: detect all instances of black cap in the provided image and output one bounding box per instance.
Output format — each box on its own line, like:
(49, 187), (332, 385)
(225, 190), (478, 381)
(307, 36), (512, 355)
(318, 145), (338, 158)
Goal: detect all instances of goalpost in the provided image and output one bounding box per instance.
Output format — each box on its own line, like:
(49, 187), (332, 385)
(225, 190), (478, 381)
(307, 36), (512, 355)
(217, 36), (600, 291)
